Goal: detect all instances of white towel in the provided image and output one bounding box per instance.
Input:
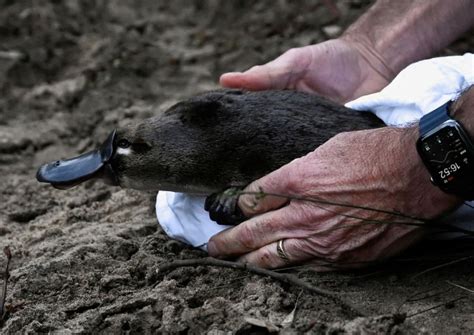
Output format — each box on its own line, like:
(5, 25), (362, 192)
(157, 53), (474, 249)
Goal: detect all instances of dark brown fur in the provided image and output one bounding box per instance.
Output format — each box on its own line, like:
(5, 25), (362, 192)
(113, 89), (383, 193)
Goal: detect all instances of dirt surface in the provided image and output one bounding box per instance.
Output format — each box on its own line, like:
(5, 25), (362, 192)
(0, 0), (473, 333)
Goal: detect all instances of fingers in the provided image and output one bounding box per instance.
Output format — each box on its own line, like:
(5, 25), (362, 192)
(237, 238), (321, 269)
(207, 206), (292, 257)
(238, 161), (298, 217)
(238, 181), (289, 218)
(237, 240), (291, 269)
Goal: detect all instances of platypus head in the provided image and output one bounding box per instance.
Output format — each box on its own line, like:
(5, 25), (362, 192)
(36, 126), (154, 190)
(36, 119), (216, 193)
(109, 119), (220, 193)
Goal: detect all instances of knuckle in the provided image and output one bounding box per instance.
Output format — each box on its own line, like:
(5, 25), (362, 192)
(285, 180), (299, 195)
(248, 65), (258, 71)
(238, 193), (258, 215)
(209, 236), (226, 253)
(284, 48), (300, 58)
(290, 236), (347, 265)
(238, 224), (257, 250)
(291, 239), (321, 261)
(331, 132), (345, 140)
(240, 180), (274, 214)
(306, 236), (335, 257)
(289, 203), (318, 228)
(331, 131), (353, 144)
(276, 166), (297, 194)
(252, 216), (280, 239)
(326, 252), (344, 263)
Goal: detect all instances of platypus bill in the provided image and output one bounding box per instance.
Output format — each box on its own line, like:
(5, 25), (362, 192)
(37, 89), (383, 224)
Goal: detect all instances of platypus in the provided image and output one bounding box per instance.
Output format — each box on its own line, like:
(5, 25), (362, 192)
(37, 89), (383, 224)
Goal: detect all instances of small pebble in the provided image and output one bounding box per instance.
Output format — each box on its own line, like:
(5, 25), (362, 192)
(322, 25), (342, 38)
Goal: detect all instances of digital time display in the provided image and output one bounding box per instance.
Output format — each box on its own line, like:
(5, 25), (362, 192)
(418, 124), (474, 189)
(438, 162), (461, 179)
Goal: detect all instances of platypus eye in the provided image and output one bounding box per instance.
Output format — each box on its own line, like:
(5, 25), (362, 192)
(117, 139), (131, 148)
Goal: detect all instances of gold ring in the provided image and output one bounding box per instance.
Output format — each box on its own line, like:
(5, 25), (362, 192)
(276, 239), (290, 263)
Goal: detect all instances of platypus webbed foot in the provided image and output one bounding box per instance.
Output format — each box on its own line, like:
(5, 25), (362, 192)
(205, 187), (247, 226)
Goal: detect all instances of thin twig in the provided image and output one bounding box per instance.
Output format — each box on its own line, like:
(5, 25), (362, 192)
(239, 190), (426, 222)
(394, 252), (474, 263)
(406, 296), (465, 318)
(410, 256), (473, 280)
(407, 289), (451, 303)
(446, 281), (474, 294)
(273, 264), (311, 272)
(156, 257), (364, 316)
(212, 189), (474, 236)
(306, 204), (424, 229)
(238, 190), (474, 236)
(395, 287), (451, 314)
(1, 246), (12, 322)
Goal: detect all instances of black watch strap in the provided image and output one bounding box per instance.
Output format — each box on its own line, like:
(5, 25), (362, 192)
(418, 100), (474, 200)
(419, 101), (451, 136)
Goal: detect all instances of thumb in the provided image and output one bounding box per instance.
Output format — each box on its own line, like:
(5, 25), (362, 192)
(238, 165), (294, 217)
(220, 48), (309, 91)
(219, 65), (285, 91)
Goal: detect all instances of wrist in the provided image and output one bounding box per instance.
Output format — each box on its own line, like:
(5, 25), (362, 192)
(339, 33), (395, 83)
(416, 88), (474, 202)
(342, 0), (474, 79)
(450, 86), (474, 138)
(397, 127), (460, 216)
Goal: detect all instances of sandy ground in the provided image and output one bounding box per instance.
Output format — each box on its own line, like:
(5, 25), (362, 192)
(0, 0), (473, 333)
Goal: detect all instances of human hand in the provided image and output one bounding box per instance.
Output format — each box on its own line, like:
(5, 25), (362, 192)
(220, 38), (394, 103)
(207, 128), (460, 269)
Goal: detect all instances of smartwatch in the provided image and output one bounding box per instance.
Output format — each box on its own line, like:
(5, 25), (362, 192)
(417, 100), (474, 200)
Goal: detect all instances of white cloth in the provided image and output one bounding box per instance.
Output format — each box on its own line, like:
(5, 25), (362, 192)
(156, 192), (228, 250)
(347, 53), (474, 126)
(156, 53), (474, 249)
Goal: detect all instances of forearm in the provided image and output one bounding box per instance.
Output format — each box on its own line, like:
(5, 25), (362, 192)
(342, 0), (474, 79)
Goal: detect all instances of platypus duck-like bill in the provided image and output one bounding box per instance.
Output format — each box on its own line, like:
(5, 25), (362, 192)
(36, 130), (119, 189)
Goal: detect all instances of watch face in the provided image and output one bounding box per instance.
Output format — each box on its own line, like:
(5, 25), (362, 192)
(418, 121), (474, 190)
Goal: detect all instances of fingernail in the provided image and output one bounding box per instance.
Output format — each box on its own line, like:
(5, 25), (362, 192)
(238, 194), (255, 216)
(221, 72), (241, 77)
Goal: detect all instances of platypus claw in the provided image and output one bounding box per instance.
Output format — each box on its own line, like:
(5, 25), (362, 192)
(205, 187), (246, 226)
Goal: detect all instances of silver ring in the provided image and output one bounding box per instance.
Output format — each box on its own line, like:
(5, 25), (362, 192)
(276, 239), (290, 263)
